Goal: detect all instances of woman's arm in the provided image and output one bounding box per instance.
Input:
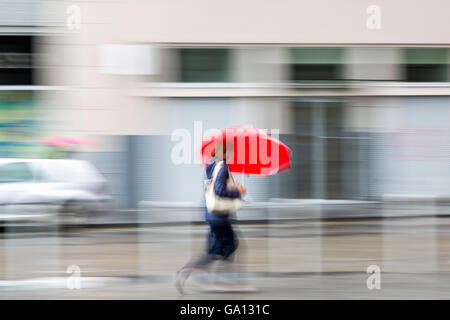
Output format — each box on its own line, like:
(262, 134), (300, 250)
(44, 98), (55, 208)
(214, 166), (241, 199)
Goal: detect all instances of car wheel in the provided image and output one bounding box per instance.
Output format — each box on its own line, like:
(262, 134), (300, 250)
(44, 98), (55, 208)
(60, 201), (89, 224)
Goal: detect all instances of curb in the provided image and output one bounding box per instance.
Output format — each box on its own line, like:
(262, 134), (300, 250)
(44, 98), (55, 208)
(49, 213), (450, 230)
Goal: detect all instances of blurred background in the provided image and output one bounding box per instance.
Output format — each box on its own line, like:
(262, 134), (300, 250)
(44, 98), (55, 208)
(1, 0), (450, 299)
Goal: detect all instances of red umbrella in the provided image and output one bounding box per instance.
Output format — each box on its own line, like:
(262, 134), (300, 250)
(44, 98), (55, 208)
(201, 126), (291, 176)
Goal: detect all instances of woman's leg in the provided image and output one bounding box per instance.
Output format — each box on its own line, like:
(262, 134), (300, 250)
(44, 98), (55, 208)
(175, 224), (219, 293)
(222, 222), (238, 260)
(210, 222), (239, 285)
(183, 223), (235, 277)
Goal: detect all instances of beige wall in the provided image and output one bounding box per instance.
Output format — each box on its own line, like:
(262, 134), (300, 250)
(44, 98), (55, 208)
(68, 0), (450, 45)
(35, 0), (450, 151)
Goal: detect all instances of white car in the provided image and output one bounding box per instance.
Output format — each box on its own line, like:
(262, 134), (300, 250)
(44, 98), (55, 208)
(0, 158), (111, 222)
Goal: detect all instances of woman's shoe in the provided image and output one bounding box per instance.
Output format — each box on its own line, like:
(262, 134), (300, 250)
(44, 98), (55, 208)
(175, 268), (193, 294)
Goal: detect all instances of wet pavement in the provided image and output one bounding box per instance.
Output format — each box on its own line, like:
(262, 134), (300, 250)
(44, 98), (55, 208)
(1, 216), (450, 299)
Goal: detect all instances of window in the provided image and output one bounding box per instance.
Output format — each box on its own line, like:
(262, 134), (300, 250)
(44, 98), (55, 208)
(290, 48), (345, 81)
(179, 48), (231, 82)
(0, 162), (33, 183)
(0, 36), (33, 85)
(282, 100), (364, 200)
(41, 161), (101, 182)
(403, 48), (448, 82)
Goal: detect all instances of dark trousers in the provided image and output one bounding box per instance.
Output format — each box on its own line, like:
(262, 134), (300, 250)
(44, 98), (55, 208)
(187, 220), (238, 270)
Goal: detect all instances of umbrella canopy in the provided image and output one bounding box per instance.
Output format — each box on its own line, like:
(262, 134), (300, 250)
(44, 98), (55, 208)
(201, 126), (291, 176)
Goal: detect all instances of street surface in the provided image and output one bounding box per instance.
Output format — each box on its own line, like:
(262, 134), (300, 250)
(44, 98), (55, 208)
(1, 215), (450, 299)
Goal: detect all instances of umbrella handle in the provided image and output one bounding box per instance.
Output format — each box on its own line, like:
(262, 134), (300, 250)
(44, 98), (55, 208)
(239, 170), (245, 202)
(241, 163), (246, 188)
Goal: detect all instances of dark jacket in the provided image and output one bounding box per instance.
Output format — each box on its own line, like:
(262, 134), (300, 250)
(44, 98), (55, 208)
(204, 160), (241, 224)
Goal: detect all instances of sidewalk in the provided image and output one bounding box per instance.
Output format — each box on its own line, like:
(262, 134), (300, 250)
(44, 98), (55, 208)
(3, 200), (449, 230)
(82, 200), (450, 228)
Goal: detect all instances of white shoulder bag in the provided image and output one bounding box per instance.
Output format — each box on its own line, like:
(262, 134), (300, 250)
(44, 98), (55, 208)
(205, 161), (242, 215)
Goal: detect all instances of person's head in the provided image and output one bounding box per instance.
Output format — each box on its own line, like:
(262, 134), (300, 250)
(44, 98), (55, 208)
(213, 140), (234, 162)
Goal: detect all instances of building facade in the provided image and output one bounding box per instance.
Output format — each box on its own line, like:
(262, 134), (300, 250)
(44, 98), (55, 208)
(5, 0), (449, 208)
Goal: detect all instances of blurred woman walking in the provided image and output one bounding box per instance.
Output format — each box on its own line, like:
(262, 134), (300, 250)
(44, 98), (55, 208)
(175, 141), (246, 294)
